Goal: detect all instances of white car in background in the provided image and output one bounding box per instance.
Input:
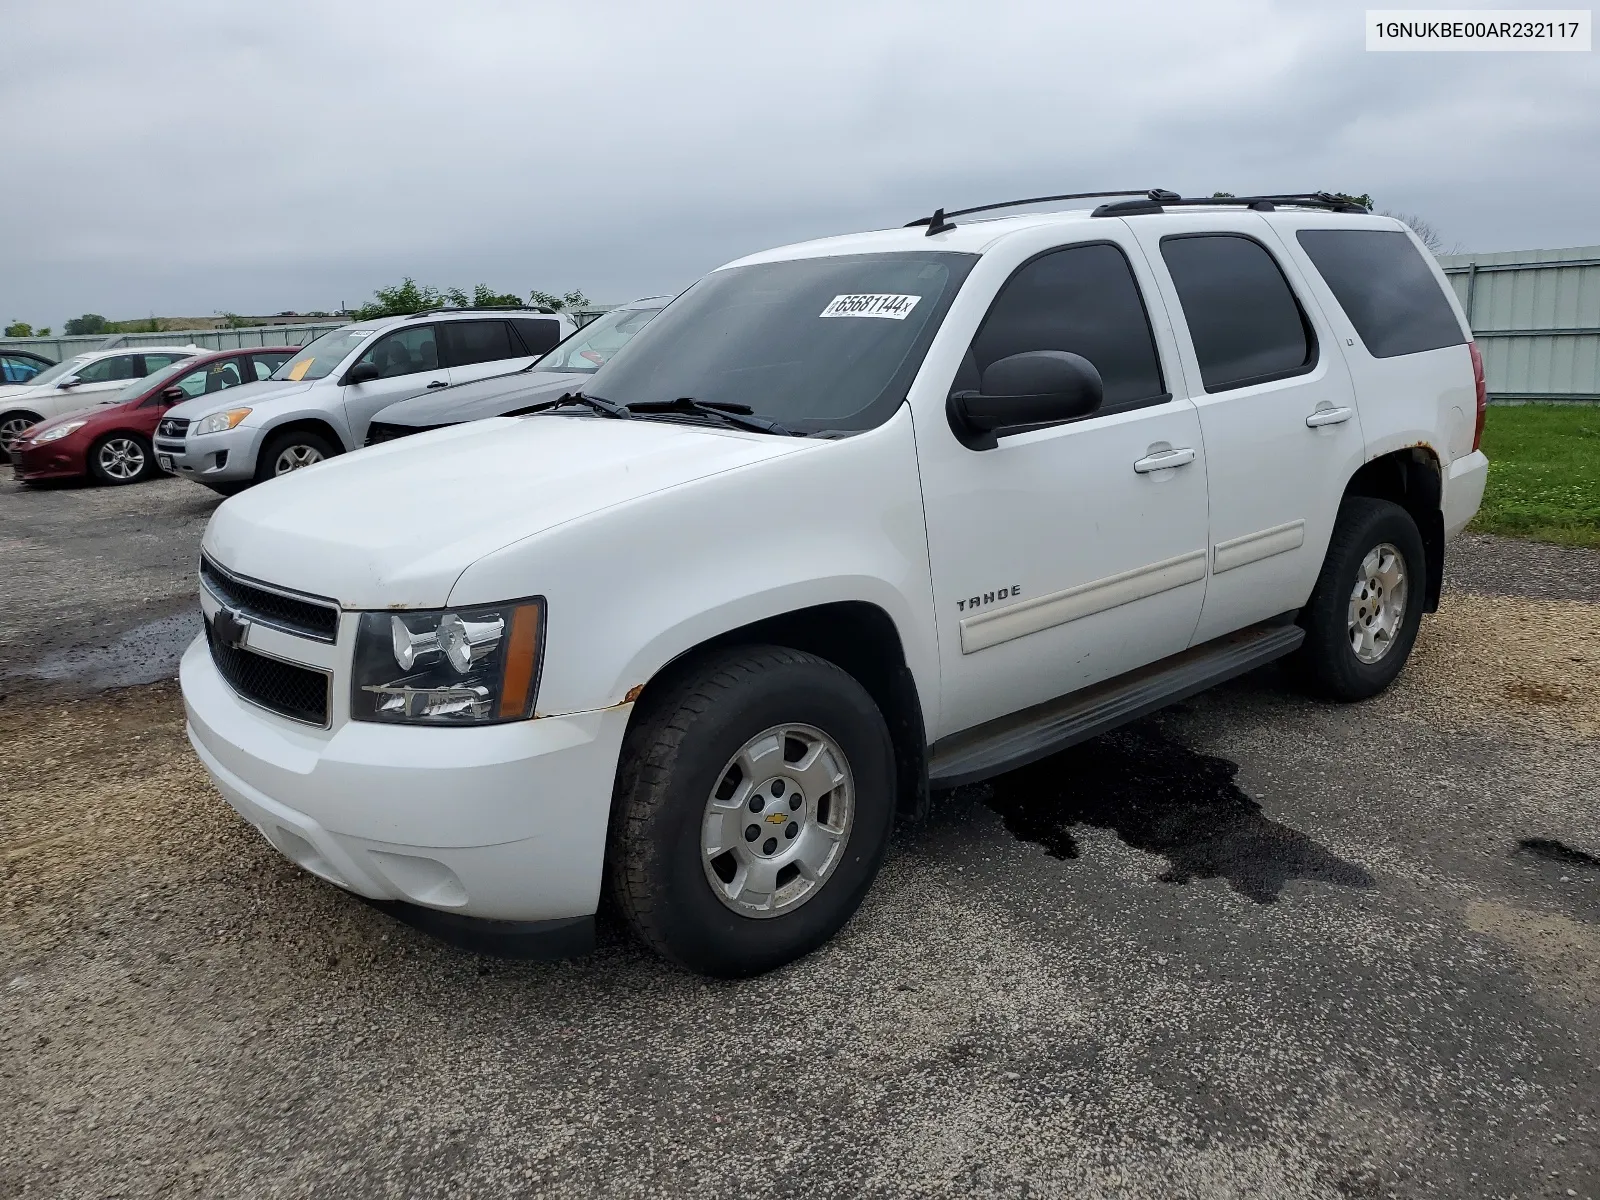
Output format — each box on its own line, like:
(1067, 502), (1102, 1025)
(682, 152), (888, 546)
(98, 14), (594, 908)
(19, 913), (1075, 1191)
(0, 345), (202, 455)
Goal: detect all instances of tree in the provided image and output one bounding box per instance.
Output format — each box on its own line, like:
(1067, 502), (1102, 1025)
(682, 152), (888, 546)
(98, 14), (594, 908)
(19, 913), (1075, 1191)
(4, 321), (35, 338)
(445, 283), (524, 309)
(1380, 211), (1455, 255)
(352, 278), (444, 321)
(218, 312), (252, 329)
(528, 288), (590, 313)
(64, 314), (109, 336)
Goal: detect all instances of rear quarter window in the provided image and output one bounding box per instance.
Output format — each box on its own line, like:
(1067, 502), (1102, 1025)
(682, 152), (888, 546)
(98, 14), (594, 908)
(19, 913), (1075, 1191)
(1296, 229), (1466, 359)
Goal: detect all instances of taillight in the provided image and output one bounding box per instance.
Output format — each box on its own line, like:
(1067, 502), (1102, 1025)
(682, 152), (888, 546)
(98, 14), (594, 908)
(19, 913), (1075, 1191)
(1468, 341), (1487, 451)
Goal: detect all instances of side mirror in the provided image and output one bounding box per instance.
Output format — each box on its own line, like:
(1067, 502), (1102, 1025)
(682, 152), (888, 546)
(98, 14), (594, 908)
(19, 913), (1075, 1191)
(343, 362), (381, 386)
(57, 375), (81, 389)
(947, 351), (1103, 450)
(161, 386), (187, 402)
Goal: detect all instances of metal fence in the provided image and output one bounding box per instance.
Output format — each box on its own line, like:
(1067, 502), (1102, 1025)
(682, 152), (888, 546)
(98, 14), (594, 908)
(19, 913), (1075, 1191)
(1439, 244), (1600, 404)
(0, 321), (349, 362)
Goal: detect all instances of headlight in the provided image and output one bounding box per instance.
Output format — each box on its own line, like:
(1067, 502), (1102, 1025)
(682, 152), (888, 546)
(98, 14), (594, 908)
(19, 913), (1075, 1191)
(36, 421), (86, 442)
(195, 408), (252, 435)
(351, 598), (545, 725)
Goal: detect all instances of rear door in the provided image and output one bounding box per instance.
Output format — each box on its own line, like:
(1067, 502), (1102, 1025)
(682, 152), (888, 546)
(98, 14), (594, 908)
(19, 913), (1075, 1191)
(338, 324), (450, 445)
(441, 319), (533, 385)
(1126, 213), (1365, 643)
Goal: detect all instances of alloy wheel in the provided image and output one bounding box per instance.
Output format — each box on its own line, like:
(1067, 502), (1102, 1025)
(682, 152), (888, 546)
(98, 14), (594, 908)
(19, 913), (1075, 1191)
(273, 444), (324, 475)
(1, 416), (36, 453)
(97, 437), (146, 481)
(1347, 542), (1408, 664)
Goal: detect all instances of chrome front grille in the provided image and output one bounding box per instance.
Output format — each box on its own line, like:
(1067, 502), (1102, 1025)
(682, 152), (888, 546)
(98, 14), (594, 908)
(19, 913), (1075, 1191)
(157, 416), (190, 440)
(199, 556), (340, 643)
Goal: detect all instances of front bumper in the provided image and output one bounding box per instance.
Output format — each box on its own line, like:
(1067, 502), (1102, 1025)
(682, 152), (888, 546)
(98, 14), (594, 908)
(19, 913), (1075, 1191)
(11, 438), (86, 480)
(1443, 449), (1489, 541)
(155, 425), (263, 483)
(181, 634), (631, 925)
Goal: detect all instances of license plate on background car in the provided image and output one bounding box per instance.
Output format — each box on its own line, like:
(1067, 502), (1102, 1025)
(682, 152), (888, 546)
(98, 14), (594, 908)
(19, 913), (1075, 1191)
(158, 455), (173, 472)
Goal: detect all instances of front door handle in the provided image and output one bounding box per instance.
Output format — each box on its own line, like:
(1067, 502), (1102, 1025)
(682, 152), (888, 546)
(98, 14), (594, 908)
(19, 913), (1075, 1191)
(426, 380), (449, 389)
(1134, 447), (1196, 474)
(1306, 406), (1354, 428)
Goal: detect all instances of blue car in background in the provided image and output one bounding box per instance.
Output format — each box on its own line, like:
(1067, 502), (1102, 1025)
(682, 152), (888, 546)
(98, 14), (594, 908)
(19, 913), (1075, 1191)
(1, 348), (55, 384)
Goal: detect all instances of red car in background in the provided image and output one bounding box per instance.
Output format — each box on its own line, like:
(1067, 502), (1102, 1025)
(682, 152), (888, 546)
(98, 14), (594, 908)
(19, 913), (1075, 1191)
(11, 347), (298, 486)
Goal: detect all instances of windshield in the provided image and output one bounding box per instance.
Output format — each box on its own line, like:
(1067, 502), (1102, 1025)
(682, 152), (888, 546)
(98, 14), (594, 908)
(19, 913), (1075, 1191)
(22, 357), (91, 389)
(584, 252), (976, 433)
(534, 306), (663, 373)
(270, 328), (372, 381)
(111, 358), (190, 403)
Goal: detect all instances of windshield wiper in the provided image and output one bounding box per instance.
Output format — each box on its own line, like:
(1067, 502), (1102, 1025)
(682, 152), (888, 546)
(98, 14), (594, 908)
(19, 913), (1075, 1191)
(626, 397), (803, 437)
(507, 390), (632, 419)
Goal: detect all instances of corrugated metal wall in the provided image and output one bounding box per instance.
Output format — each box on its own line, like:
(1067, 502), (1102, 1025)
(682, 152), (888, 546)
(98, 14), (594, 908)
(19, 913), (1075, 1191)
(0, 321), (348, 362)
(1438, 245), (1600, 403)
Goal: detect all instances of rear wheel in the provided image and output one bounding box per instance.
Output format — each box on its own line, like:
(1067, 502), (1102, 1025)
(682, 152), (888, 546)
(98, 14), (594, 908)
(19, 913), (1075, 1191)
(1290, 497), (1426, 701)
(607, 646), (896, 977)
(255, 429), (338, 483)
(1, 410), (44, 458)
(88, 433), (155, 485)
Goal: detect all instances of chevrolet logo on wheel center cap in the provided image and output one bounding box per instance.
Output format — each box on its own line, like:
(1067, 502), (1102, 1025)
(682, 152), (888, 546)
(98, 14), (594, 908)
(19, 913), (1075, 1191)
(765, 812), (787, 824)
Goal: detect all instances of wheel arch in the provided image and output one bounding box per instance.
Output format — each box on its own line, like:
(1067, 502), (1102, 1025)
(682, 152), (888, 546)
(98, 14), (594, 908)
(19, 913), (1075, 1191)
(1341, 446), (1444, 612)
(624, 600), (931, 824)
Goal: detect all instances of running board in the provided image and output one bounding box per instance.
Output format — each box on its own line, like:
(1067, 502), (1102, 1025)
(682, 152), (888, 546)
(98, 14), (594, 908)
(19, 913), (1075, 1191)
(927, 619), (1304, 789)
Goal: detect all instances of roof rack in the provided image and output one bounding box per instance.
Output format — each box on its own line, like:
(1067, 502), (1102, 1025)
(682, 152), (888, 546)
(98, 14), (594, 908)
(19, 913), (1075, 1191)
(403, 305), (558, 320)
(906, 190), (1175, 236)
(1090, 192), (1371, 217)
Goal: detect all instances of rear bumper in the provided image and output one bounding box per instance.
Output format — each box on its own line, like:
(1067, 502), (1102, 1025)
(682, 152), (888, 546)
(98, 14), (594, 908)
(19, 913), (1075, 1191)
(1443, 450), (1489, 541)
(181, 634), (631, 925)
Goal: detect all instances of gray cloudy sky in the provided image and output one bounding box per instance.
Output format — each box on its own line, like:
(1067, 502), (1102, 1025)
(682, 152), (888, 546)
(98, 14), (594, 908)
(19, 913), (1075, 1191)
(5, 0), (1597, 325)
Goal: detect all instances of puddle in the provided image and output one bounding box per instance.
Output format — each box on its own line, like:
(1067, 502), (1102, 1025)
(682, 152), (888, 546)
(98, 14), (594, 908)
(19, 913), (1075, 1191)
(978, 723), (1373, 903)
(10, 609), (202, 691)
(1517, 838), (1600, 871)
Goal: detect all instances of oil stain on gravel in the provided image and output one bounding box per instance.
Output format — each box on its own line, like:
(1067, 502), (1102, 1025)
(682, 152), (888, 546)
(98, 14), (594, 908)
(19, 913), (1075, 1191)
(1517, 837), (1600, 871)
(980, 723), (1374, 903)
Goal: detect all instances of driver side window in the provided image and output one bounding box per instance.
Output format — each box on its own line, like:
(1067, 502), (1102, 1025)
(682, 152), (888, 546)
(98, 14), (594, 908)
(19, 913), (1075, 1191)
(962, 242), (1167, 417)
(76, 354), (142, 383)
(353, 326), (440, 380)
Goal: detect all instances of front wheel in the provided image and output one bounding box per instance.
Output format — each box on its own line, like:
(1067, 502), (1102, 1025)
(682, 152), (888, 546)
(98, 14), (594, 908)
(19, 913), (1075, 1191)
(255, 429), (338, 483)
(607, 646), (896, 977)
(1289, 497), (1426, 701)
(88, 433), (156, 485)
(1, 411), (45, 458)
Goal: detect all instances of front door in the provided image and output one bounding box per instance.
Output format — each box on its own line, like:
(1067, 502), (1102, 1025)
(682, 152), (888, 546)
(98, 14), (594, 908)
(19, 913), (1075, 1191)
(338, 323), (450, 445)
(914, 235), (1211, 739)
(1127, 215), (1366, 643)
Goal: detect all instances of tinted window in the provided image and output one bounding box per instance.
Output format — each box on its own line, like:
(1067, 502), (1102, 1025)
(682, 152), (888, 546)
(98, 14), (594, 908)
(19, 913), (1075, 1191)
(1296, 229), (1465, 359)
(1161, 235), (1314, 391)
(442, 320), (516, 368)
(1, 354), (46, 383)
(513, 317), (563, 355)
(251, 352), (293, 380)
(964, 242), (1165, 413)
(586, 251), (976, 433)
(76, 354), (143, 383)
(354, 326), (440, 379)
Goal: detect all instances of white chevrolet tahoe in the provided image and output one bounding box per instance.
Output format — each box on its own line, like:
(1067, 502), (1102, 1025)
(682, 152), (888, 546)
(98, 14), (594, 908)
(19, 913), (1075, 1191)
(181, 190), (1490, 977)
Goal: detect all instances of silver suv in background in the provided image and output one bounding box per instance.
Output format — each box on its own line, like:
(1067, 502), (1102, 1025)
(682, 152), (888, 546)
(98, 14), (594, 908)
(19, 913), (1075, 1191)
(155, 308), (575, 492)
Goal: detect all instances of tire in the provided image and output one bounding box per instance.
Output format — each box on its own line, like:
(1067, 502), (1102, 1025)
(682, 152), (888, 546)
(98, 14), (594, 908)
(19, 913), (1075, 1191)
(606, 645), (896, 977)
(254, 429), (338, 483)
(87, 432), (156, 485)
(1289, 497), (1426, 701)
(1, 410), (45, 459)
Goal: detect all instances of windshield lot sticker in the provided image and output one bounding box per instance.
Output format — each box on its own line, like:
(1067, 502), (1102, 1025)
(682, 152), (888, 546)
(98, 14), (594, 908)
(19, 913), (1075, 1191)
(819, 293), (922, 320)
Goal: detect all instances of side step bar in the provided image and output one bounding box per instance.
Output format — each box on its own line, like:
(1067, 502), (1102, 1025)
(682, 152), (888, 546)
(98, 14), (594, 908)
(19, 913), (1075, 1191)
(927, 619), (1305, 789)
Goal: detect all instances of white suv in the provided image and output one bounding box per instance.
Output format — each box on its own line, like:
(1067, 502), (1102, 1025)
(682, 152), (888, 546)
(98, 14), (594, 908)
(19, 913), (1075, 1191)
(155, 309), (575, 491)
(179, 191), (1489, 976)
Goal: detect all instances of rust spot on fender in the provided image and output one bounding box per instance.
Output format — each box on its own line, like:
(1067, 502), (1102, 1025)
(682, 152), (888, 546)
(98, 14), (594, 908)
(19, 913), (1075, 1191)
(624, 684), (644, 704)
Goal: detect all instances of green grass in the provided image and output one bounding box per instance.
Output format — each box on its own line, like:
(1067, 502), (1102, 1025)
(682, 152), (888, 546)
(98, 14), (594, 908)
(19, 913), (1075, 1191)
(1470, 404), (1600, 547)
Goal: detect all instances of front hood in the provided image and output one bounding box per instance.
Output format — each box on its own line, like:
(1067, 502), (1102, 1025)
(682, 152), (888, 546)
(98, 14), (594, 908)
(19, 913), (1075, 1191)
(374, 370), (580, 428)
(204, 414), (812, 608)
(165, 379), (307, 422)
(24, 400), (133, 438)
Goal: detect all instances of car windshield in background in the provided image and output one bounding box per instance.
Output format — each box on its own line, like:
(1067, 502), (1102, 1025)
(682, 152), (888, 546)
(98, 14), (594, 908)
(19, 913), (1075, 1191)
(585, 252), (977, 433)
(535, 306), (662, 374)
(269, 329), (372, 382)
(22, 357), (91, 388)
(112, 359), (189, 403)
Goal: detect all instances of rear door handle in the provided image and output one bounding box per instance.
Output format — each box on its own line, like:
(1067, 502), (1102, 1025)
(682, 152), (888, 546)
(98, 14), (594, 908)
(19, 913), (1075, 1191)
(427, 380), (449, 389)
(1306, 406), (1353, 428)
(1133, 447), (1196, 473)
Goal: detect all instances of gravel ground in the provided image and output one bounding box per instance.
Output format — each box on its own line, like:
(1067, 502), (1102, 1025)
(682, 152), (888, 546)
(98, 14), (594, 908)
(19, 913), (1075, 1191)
(1, 475), (1596, 1199)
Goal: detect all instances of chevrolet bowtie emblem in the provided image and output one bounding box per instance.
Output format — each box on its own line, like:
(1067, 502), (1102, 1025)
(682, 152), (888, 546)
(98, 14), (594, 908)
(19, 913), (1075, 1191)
(765, 812), (787, 824)
(213, 606), (251, 649)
